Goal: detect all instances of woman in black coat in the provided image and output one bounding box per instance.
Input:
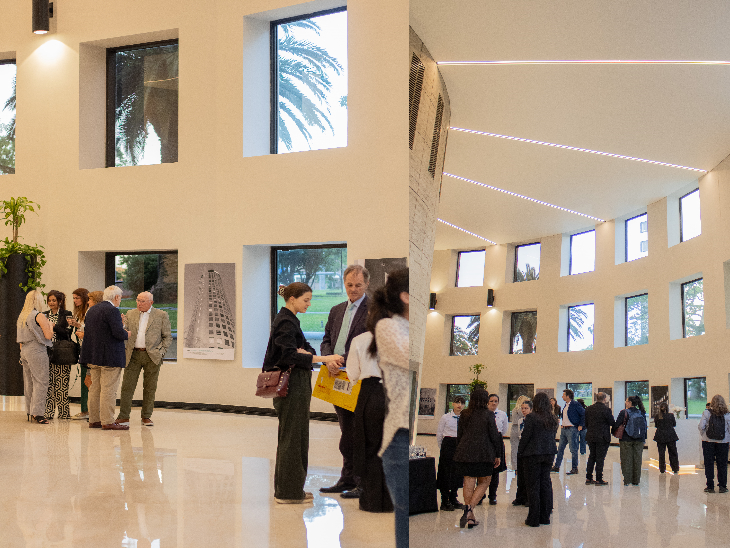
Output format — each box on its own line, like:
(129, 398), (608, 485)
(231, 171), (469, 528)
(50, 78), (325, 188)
(654, 402), (679, 474)
(518, 392), (559, 527)
(452, 388), (502, 529)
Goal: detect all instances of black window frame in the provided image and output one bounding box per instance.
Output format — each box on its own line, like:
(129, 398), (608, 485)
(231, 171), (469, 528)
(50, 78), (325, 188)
(681, 277), (703, 338)
(679, 188), (700, 243)
(449, 314), (480, 356)
(625, 212), (648, 263)
(569, 229), (596, 275)
(625, 380), (649, 404)
(105, 39), (179, 168)
(269, 6), (347, 155)
(565, 382), (593, 404)
(514, 242), (541, 282)
(509, 310), (537, 354)
(684, 376), (707, 419)
(625, 292), (648, 347)
(455, 248), (486, 287)
(567, 302), (594, 352)
(507, 384), (534, 420)
(0, 58), (16, 175)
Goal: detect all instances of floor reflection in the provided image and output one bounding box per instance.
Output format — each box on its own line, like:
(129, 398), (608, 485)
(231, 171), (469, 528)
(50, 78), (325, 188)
(303, 493), (344, 548)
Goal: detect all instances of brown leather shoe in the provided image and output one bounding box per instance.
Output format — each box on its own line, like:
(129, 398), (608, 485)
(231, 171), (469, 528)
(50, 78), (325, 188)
(89, 422), (102, 428)
(115, 418), (130, 426)
(102, 423), (129, 430)
(141, 418), (153, 426)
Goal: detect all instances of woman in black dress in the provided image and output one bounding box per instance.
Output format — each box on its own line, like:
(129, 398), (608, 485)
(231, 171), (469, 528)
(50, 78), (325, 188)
(452, 388), (502, 529)
(518, 392), (558, 527)
(43, 289), (74, 420)
(262, 282), (342, 504)
(654, 402), (680, 474)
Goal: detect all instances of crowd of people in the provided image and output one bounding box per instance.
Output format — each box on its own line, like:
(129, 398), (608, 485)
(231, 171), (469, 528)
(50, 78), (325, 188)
(17, 286), (172, 429)
(263, 266), (409, 548)
(435, 387), (730, 530)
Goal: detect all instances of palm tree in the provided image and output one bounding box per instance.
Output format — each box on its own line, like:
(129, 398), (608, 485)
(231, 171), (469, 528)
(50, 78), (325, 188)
(514, 262), (539, 282)
(0, 75), (15, 175)
(276, 19), (343, 151)
(569, 306), (588, 342)
(512, 312), (537, 354)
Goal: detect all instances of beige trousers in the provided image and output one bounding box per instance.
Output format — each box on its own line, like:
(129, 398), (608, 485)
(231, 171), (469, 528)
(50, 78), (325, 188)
(87, 364), (123, 426)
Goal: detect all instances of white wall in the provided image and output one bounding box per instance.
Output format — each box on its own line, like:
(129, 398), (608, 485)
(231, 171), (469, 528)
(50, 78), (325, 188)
(0, 0), (408, 412)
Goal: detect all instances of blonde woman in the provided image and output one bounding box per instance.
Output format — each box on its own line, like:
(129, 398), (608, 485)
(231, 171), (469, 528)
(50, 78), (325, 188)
(16, 289), (54, 423)
(511, 395), (531, 470)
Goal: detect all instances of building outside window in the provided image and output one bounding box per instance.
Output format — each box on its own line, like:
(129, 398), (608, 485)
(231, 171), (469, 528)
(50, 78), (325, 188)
(625, 213), (648, 262)
(508, 384), (534, 417)
(272, 8), (347, 154)
(456, 249), (485, 287)
(450, 315), (480, 356)
(566, 383), (593, 406)
(680, 188), (701, 242)
(681, 278), (704, 338)
(107, 41), (179, 167)
(510, 311), (537, 354)
(570, 230), (596, 275)
(105, 251), (178, 360)
(625, 380), (650, 413)
(568, 303), (594, 351)
(0, 59), (16, 175)
(445, 384), (470, 413)
(625, 293), (648, 346)
(271, 245), (347, 346)
(684, 377), (707, 418)
(514, 242), (540, 282)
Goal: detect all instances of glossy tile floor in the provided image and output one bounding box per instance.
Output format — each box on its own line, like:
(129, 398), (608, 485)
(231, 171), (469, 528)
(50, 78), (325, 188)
(0, 396), (394, 548)
(411, 434), (727, 547)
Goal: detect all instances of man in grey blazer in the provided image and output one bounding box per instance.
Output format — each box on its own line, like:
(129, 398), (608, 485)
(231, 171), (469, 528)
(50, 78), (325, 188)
(116, 291), (173, 427)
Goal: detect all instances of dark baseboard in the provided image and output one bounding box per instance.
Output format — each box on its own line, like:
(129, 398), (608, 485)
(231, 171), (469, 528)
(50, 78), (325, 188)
(67, 397), (338, 422)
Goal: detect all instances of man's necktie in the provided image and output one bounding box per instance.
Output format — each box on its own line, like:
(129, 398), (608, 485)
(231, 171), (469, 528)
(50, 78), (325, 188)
(333, 302), (356, 355)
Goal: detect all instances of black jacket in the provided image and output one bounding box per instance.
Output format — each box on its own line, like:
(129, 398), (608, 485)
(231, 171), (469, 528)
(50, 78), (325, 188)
(43, 309), (73, 341)
(262, 308), (317, 372)
(518, 413), (559, 458)
(585, 402), (616, 443)
(653, 413), (679, 443)
(78, 301), (128, 368)
(453, 408), (502, 464)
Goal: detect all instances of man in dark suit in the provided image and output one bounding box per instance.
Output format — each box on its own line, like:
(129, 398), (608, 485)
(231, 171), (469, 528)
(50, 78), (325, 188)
(319, 265), (370, 497)
(79, 286), (130, 431)
(584, 392), (616, 485)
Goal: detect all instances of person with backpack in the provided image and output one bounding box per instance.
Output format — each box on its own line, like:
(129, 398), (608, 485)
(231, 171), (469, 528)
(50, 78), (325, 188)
(698, 394), (730, 493)
(614, 396), (647, 485)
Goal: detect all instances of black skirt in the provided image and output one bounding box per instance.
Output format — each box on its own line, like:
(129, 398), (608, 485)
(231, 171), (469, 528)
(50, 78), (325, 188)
(455, 461), (494, 478)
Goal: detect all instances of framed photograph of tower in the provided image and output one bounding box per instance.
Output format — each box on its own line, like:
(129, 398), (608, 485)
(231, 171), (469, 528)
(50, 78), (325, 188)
(183, 263), (236, 360)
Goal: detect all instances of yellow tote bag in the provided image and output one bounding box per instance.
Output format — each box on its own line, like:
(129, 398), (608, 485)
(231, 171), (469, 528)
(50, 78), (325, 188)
(311, 365), (362, 412)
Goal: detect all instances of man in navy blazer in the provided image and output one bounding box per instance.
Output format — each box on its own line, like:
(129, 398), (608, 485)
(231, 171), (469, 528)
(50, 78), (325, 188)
(551, 389), (586, 474)
(80, 286), (130, 430)
(319, 265), (370, 496)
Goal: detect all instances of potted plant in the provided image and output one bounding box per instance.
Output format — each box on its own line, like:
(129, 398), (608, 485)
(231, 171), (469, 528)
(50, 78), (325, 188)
(468, 363), (488, 393)
(0, 197), (46, 291)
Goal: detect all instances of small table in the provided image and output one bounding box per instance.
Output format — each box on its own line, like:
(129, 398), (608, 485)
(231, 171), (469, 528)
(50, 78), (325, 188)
(409, 457), (438, 515)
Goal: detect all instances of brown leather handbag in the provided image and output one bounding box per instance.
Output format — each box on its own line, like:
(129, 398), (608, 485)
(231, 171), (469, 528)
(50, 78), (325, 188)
(255, 368), (292, 398)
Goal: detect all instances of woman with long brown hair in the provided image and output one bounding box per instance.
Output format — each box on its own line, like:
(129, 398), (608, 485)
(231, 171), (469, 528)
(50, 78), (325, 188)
(43, 289), (74, 419)
(699, 394), (730, 492)
(68, 288), (90, 420)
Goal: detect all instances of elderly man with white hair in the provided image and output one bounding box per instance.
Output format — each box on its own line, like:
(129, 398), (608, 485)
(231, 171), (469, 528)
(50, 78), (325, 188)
(116, 291), (173, 427)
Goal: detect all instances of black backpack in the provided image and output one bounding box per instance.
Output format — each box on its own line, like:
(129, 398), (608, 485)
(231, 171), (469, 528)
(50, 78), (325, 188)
(706, 412), (726, 440)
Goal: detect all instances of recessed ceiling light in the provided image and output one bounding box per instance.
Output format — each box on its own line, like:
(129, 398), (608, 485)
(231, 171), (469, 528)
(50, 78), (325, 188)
(437, 218), (497, 245)
(445, 173), (606, 222)
(450, 127), (706, 173)
(438, 60), (730, 66)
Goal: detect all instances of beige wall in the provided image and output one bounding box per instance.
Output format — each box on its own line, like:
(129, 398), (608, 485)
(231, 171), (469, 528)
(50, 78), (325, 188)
(418, 153), (730, 433)
(0, 0), (408, 412)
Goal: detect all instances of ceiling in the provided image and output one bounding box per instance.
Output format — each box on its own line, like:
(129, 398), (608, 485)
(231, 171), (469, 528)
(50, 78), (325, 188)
(410, 0), (730, 250)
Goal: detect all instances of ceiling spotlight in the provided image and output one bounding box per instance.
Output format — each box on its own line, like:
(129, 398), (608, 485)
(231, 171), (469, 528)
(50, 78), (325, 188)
(32, 0), (53, 35)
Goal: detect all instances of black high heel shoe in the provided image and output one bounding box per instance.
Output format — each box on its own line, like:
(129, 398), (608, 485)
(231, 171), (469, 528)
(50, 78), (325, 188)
(459, 505), (470, 528)
(31, 416), (49, 424)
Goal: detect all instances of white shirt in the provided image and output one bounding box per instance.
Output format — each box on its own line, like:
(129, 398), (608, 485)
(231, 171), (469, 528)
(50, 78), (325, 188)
(562, 403), (573, 427)
(135, 307), (152, 348)
(345, 332), (381, 383)
(494, 409), (509, 435)
(436, 410), (460, 448)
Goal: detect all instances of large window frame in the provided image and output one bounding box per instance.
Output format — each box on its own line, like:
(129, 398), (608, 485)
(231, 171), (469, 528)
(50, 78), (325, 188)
(684, 377), (707, 419)
(270, 6), (347, 155)
(507, 384), (534, 418)
(569, 229), (596, 275)
(510, 311), (537, 354)
(105, 39), (179, 168)
(445, 384), (471, 413)
(625, 212), (648, 262)
(625, 293), (648, 347)
(679, 188), (701, 243)
(514, 242), (541, 282)
(455, 249), (486, 287)
(449, 314), (480, 356)
(681, 277), (704, 338)
(566, 383), (593, 406)
(625, 380), (650, 412)
(567, 303), (594, 352)
(0, 58), (15, 176)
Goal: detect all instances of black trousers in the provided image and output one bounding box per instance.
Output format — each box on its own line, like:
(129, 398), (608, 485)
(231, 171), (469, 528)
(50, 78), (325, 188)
(334, 404), (359, 487)
(586, 441), (610, 481)
(524, 455), (553, 526)
(437, 437), (462, 500)
(353, 378), (393, 512)
(514, 456), (528, 503)
(702, 441), (729, 489)
(656, 441), (679, 473)
(488, 439), (506, 500)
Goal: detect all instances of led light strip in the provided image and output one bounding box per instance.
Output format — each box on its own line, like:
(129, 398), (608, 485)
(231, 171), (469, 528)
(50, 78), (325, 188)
(450, 127), (707, 173)
(438, 60), (730, 66)
(445, 173), (606, 222)
(437, 218), (497, 245)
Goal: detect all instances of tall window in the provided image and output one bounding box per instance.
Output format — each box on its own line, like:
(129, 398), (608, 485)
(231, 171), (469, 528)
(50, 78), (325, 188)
(625, 293), (648, 346)
(510, 311), (537, 354)
(450, 315), (480, 356)
(568, 303), (594, 351)
(625, 380), (650, 413)
(625, 213), (648, 262)
(271, 245), (347, 345)
(105, 251), (178, 360)
(107, 41), (178, 167)
(685, 377), (707, 418)
(508, 384), (534, 417)
(514, 243), (540, 282)
(0, 60), (15, 175)
(680, 188), (701, 242)
(445, 384), (471, 413)
(566, 383), (593, 406)
(456, 249), (485, 287)
(570, 230), (596, 275)
(681, 278), (704, 338)
(272, 8), (347, 154)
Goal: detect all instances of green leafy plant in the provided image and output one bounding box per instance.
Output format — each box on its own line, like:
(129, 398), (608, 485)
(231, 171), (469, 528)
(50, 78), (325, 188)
(468, 363), (488, 393)
(2, 197), (39, 243)
(0, 197), (45, 291)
